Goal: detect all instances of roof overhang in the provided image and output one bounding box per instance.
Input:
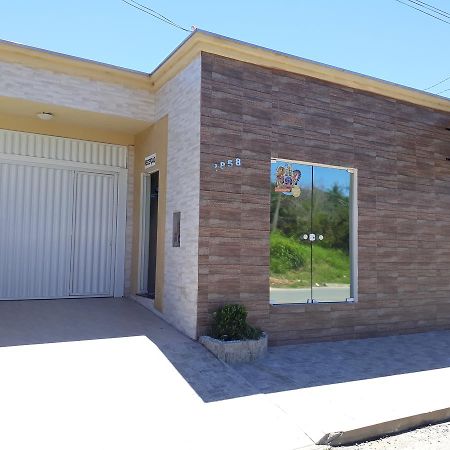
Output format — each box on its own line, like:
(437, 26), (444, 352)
(150, 30), (450, 113)
(0, 39), (151, 91)
(1, 31), (449, 113)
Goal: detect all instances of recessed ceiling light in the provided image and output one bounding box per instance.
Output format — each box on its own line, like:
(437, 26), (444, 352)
(36, 112), (54, 121)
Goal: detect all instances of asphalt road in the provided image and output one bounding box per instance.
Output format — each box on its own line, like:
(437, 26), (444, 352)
(270, 286), (351, 304)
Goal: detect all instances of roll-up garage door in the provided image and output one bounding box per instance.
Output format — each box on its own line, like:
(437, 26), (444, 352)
(0, 130), (127, 300)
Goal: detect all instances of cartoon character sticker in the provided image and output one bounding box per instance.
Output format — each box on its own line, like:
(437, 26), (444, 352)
(274, 163), (302, 196)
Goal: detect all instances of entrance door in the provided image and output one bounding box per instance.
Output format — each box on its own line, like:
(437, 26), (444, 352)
(147, 172), (159, 298)
(139, 172), (159, 298)
(270, 159), (353, 304)
(70, 172), (117, 297)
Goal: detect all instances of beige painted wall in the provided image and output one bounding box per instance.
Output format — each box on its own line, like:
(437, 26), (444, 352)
(0, 113), (135, 146)
(131, 118), (168, 309)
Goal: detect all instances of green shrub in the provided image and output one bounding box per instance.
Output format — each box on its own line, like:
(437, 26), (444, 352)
(211, 304), (262, 341)
(270, 232), (306, 274)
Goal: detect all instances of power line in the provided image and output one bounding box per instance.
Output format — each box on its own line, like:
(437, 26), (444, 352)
(126, 0), (186, 28)
(437, 87), (450, 95)
(425, 75), (450, 90)
(122, 0), (191, 32)
(408, 0), (450, 18)
(394, 0), (450, 24)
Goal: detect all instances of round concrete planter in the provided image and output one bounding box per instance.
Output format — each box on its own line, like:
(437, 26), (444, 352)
(199, 333), (268, 364)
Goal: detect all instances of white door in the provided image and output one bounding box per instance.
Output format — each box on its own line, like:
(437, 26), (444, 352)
(0, 162), (74, 299)
(70, 172), (117, 297)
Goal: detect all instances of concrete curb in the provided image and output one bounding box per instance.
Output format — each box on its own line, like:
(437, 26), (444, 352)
(318, 407), (450, 446)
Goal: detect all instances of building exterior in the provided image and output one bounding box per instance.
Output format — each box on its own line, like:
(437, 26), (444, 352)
(0, 31), (449, 345)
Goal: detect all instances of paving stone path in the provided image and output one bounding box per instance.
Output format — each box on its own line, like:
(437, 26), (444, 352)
(232, 330), (450, 394)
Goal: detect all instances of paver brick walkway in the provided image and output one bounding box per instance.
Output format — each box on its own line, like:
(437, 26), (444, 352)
(233, 330), (450, 393)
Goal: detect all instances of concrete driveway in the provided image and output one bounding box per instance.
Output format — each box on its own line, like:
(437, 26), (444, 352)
(0, 298), (313, 450)
(0, 298), (449, 449)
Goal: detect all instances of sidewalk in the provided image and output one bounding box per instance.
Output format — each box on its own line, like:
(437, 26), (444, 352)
(0, 298), (448, 449)
(234, 331), (450, 446)
(233, 330), (450, 446)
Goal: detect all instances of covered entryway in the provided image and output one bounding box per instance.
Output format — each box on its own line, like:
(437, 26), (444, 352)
(0, 130), (127, 299)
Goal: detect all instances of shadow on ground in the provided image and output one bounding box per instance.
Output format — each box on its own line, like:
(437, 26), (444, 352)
(0, 298), (449, 403)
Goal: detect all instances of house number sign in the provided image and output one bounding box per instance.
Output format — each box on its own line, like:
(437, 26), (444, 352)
(212, 157), (241, 171)
(145, 153), (156, 169)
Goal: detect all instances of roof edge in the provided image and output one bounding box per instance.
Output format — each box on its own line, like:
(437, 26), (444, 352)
(0, 38), (151, 90)
(150, 30), (450, 113)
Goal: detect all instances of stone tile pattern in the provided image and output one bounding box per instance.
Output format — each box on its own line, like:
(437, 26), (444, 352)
(199, 52), (450, 345)
(0, 61), (154, 121)
(233, 330), (450, 392)
(154, 57), (201, 339)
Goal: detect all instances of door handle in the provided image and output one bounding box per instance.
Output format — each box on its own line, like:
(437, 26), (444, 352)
(302, 234), (324, 242)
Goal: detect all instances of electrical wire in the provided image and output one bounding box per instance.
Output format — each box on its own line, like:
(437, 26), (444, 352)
(394, 0), (450, 24)
(437, 87), (450, 95)
(407, 0), (450, 18)
(122, 0), (191, 32)
(425, 75), (450, 90)
(126, 0), (185, 28)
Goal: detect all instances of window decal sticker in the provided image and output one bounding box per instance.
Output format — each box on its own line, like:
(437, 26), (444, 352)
(274, 163), (302, 196)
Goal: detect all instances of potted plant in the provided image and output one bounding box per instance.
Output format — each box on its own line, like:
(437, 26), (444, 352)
(199, 304), (268, 364)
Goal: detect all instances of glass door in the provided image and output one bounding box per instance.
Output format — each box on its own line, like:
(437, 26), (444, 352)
(311, 166), (351, 302)
(270, 159), (353, 304)
(270, 160), (312, 304)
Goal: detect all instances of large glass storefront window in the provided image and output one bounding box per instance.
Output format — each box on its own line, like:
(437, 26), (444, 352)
(270, 159), (356, 304)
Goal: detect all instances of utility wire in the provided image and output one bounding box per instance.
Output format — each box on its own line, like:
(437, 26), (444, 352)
(126, 0), (185, 28)
(394, 0), (450, 24)
(437, 87), (450, 95)
(122, 0), (191, 32)
(408, 0), (450, 18)
(425, 75), (450, 90)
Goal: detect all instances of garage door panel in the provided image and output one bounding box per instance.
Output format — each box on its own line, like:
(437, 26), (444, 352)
(0, 130), (126, 300)
(0, 163), (73, 299)
(70, 172), (116, 297)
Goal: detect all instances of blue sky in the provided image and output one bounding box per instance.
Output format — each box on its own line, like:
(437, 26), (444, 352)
(2, 1), (450, 97)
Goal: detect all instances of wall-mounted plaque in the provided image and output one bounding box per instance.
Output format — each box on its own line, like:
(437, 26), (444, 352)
(145, 153), (156, 169)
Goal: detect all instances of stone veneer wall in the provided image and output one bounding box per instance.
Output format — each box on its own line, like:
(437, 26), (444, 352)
(154, 56), (201, 339)
(199, 52), (450, 345)
(0, 61), (154, 121)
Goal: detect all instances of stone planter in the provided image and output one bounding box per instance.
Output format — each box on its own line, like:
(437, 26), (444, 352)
(199, 333), (268, 364)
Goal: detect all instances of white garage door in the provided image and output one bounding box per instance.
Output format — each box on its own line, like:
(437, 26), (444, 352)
(0, 130), (127, 300)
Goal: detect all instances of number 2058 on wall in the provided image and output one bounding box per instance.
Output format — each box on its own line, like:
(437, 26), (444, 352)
(212, 158), (241, 170)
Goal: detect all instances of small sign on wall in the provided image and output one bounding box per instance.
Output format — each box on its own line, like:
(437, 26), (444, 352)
(145, 153), (156, 169)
